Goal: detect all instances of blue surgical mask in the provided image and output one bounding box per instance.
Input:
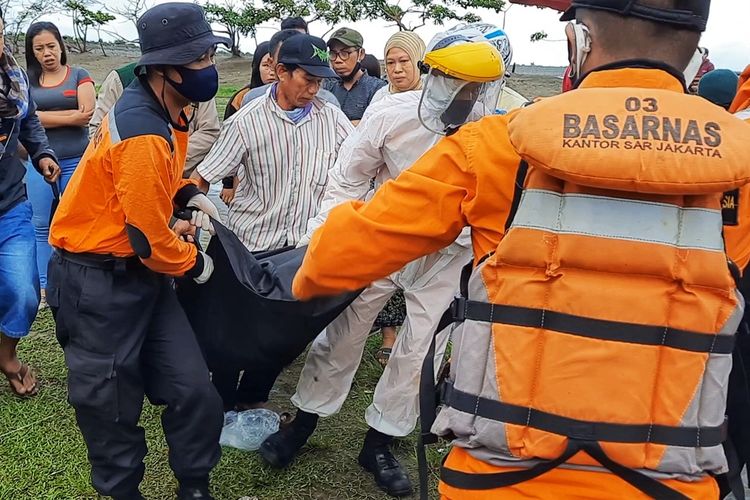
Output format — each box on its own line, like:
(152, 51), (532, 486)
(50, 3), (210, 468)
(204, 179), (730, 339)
(166, 64), (219, 103)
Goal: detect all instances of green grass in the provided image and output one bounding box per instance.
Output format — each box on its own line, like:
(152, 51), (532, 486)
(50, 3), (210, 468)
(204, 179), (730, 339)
(0, 310), (446, 499)
(215, 85), (240, 119)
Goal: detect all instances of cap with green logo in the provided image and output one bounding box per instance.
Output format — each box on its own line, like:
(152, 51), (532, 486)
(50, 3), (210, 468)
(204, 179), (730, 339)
(278, 34), (337, 78)
(327, 27), (364, 48)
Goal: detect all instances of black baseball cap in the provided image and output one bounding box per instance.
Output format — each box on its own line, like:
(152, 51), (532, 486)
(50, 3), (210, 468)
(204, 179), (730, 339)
(135, 3), (231, 71)
(560, 0), (710, 32)
(277, 34), (338, 78)
(281, 16), (308, 32)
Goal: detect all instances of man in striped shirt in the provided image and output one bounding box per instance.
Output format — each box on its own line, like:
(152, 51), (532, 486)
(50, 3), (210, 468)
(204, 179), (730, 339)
(192, 34), (354, 411)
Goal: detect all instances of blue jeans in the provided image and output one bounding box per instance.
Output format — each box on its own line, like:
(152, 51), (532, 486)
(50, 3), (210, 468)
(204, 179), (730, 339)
(25, 156), (80, 289)
(0, 201), (40, 338)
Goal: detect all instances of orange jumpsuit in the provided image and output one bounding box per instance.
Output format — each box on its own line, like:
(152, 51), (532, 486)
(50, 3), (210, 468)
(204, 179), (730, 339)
(293, 65), (750, 498)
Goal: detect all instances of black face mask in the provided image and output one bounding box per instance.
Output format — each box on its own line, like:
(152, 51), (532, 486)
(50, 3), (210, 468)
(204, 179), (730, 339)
(440, 84), (481, 129)
(440, 100), (473, 128)
(341, 61), (362, 82)
(165, 65), (219, 103)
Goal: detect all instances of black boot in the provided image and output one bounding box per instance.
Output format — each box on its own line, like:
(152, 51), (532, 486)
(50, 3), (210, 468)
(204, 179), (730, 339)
(358, 428), (413, 497)
(176, 477), (214, 500)
(259, 409), (319, 469)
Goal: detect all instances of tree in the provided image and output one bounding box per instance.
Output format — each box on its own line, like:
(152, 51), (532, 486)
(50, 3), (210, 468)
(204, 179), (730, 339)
(266, 0), (505, 32)
(1, 0), (60, 52)
(91, 9), (116, 55)
(104, 0), (148, 34)
(64, 0), (115, 53)
(204, 1), (276, 57)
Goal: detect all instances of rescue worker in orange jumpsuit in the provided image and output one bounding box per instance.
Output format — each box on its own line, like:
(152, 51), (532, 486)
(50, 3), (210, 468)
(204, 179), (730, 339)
(46, 4), (227, 499)
(725, 68), (750, 272)
(291, 0), (750, 498)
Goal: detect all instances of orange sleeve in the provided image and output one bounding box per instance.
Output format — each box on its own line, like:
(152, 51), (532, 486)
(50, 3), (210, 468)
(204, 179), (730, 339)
(292, 127), (479, 300)
(111, 135), (199, 276)
(176, 176), (199, 195)
(729, 65), (750, 113)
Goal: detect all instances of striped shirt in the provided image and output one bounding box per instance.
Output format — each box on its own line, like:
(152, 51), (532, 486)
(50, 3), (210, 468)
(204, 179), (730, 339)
(197, 86), (354, 251)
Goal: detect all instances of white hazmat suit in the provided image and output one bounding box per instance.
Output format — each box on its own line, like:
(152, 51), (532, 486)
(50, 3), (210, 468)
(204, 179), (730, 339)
(292, 90), (470, 437)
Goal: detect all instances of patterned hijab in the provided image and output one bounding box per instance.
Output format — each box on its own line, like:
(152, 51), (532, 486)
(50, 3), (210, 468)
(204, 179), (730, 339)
(384, 31), (426, 94)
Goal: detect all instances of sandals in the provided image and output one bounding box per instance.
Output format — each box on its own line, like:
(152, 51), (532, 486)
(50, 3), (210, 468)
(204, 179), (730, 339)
(375, 347), (392, 368)
(3, 363), (39, 397)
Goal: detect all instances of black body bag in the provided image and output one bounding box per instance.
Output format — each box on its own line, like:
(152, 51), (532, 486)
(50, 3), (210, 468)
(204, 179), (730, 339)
(176, 221), (360, 373)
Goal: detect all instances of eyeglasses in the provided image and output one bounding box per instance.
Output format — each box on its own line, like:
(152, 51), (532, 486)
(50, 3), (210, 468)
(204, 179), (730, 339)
(329, 48), (359, 62)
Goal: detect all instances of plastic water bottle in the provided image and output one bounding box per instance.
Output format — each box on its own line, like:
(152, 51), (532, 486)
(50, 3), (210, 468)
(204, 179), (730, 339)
(219, 409), (280, 451)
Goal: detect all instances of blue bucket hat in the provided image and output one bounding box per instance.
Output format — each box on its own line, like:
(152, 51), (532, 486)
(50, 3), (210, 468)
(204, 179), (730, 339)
(135, 3), (231, 72)
(698, 69), (740, 109)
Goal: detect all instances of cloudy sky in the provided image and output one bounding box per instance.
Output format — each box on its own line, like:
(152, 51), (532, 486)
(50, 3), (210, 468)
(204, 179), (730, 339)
(39, 1), (750, 71)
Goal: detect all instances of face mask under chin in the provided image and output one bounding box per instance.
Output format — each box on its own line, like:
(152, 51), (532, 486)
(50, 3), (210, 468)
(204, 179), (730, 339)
(341, 61), (362, 82)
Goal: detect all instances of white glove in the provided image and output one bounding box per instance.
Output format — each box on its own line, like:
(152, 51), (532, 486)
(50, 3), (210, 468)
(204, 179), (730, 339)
(190, 210), (215, 236)
(194, 252), (214, 284)
(187, 193), (221, 222)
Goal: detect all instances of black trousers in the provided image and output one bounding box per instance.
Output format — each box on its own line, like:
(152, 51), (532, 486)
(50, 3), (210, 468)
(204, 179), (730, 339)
(47, 251), (223, 498)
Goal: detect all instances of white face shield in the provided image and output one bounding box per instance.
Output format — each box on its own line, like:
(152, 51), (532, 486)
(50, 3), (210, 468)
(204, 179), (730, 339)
(417, 68), (503, 135)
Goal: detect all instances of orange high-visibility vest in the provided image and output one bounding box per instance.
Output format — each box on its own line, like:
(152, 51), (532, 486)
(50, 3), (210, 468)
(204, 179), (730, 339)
(434, 86), (750, 499)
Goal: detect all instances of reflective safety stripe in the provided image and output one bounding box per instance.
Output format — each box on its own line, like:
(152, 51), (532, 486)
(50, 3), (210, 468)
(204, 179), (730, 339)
(108, 109), (121, 146)
(512, 189), (725, 252)
(451, 298), (735, 354)
(443, 383), (728, 448)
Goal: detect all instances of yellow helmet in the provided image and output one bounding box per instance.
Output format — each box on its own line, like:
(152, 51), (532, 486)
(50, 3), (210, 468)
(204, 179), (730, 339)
(422, 40), (504, 83)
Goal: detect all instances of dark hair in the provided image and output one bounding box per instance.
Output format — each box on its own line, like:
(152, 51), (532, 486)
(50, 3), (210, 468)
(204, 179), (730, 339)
(25, 22), (67, 86)
(361, 54), (381, 79)
(249, 41), (271, 89)
(281, 16), (308, 33)
(277, 62), (300, 75)
(270, 29), (302, 60)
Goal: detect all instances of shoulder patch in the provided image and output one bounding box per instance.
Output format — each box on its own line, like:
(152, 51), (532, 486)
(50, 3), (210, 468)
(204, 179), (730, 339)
(723, 189), (740, 226)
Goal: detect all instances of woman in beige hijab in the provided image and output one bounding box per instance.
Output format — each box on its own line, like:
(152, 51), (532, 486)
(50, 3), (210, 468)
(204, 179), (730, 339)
(371, 31), (426, 106)
(372, 30), (426, 366)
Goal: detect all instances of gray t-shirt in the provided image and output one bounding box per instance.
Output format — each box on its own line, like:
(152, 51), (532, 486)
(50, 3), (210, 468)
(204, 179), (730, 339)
(30, 66), (93, 159)
(323, 71), (386, 121)
(241, 83), (340, 108)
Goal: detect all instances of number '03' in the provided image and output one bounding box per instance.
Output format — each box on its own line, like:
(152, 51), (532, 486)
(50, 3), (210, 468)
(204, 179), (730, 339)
(625, 97), (659, 112)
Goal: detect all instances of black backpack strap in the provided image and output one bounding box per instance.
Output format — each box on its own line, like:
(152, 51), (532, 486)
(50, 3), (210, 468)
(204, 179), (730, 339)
(417, 260), (473, 500)
(441, 439), (689, 499)
(504, 160), (530, 231)
(418, 158), (527, 498)
(49, 182), (60, 225)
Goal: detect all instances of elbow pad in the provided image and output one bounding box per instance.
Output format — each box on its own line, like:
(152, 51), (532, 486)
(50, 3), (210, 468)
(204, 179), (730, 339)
(126, 224), (152, 259)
